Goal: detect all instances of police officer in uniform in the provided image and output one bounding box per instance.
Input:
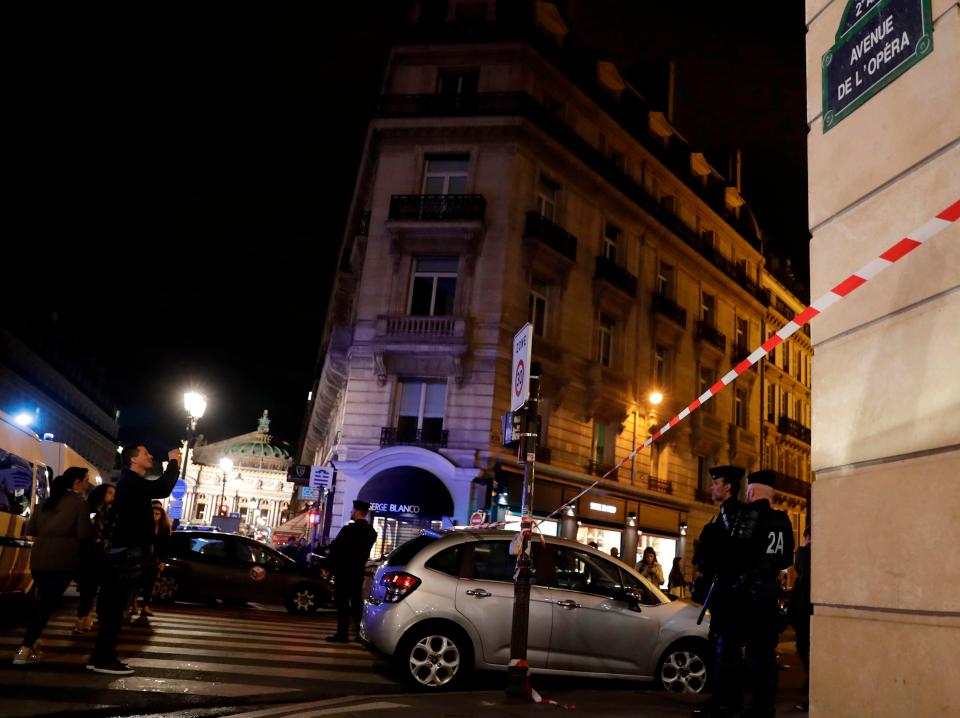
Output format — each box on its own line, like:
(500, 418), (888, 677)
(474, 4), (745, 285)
(325, 500), (378, 643)
(713, 470), (795, 717)
(692, 465), (747, 717)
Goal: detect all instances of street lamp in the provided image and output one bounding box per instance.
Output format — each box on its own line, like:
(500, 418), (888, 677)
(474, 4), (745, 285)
(648, 390), (664, 406)
(218, 457), (233, 517)
(180, 391), (207, 482)
(14, 412), (34, 427)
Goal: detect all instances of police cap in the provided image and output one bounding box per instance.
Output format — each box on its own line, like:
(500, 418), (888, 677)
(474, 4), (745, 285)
(747, 469), (777, 488)
(353, 500), (371, 512)
(708, 465), (745, 483)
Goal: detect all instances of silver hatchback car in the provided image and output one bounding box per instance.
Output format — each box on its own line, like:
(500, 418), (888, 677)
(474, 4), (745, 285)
(362, 530), (711, 693)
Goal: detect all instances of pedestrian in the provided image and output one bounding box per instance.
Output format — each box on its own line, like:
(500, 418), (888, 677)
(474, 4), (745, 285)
(296, 537), (310, 566)
(281, 536), (299, 560)
(87, 444), (181, 675)
(691, 464), (747, 717)
(637, 546), (664, 587)
(609, 546), (620, 559)
(74, 482), (116, 634)
(710, 470), (795, 718)
(587, 541), (599, 549)
(325, 500), (377, 643)
(12, 467), (93, 665)
(133, 500), (172, 623)
(789, 525), (812, 712)
(668, 557), (688, 598)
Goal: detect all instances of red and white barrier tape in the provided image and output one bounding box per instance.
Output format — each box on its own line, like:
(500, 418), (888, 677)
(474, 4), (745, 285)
(508, 659), (577, 710)
(534, 198), (959, 527)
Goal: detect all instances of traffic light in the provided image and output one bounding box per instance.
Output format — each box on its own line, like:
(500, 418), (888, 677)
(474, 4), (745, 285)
(219, 505), (228, 517)
(307, 510), (320, 525)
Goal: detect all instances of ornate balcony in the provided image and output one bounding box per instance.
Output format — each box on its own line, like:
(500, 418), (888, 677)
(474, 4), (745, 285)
(523, 211), (577, 262)
(380, 426), (449, 449)
(651, 292), (686, 329)
(696, 321), (727, 352)
(778, 416), (811, 444)
(594, 255), (638, 298)
(587, 460), (619, 481)
(772, 470), (812, 500)
(388, 194), (486, 222)
(375, 315), (466, 341)
(647, 476), (673, 495)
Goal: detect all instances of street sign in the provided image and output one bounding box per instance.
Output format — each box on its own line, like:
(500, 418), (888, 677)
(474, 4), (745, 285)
(470, 511), (485, 527)
(167, 499), (183, 520)
(300, 486), (318, 500)
(229, 512), (240, 519)
(511, 323), (533, 413)
(822, 0), (933, 131)
(287, 464), (311, 486)
(501, 411), (522, 446)
(171, 479), (187, 500)
(310, 466), (333, 489)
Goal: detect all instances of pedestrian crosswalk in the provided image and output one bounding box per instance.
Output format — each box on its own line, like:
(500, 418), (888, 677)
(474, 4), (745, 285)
(0, 602), (400, 717)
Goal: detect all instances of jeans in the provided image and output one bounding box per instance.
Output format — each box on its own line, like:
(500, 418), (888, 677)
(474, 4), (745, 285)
(23, 571), (73, 648)
(91, 546), (146, 664)
(334, 571), (364, 637)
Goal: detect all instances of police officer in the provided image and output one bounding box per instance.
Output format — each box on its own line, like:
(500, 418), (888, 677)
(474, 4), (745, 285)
(692, 465), (747, 717)
(325, 500), (378, 643)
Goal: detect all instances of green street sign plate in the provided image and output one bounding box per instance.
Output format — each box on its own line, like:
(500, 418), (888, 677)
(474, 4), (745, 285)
(822, 0), (933, 132)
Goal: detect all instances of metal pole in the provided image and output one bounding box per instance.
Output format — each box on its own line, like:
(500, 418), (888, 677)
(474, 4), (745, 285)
(506, 366), (539, 697)
(180, 417), (197, 483)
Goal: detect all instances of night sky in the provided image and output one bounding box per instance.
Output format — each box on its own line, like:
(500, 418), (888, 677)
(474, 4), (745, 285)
(5, 2), (807, 455)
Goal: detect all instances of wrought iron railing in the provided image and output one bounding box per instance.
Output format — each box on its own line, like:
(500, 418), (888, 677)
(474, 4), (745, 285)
(651, 292), (686, 328)
(696, 321), (727, 351)
(377, 315), (462, 338)
(388, 194), (486, 222)
(587, 460), (619, 480)
(523, 211), (577, 261)
(594, 255), (638, 297)
(380, 426), (449, 448)
(778, 416), (811, 444)
(647, 476), (673, 495)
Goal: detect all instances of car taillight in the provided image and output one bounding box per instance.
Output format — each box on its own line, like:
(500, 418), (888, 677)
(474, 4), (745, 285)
(381, 571), (421, 603)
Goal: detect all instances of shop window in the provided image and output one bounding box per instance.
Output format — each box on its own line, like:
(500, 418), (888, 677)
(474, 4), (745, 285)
(396, 381), (446, 443)
(409, 256), (458, 316)
(423, 154), (469, 195)
(536, 175), (560, 222)
(637, 534), (676, 589)
(529, 279), (549, 337)
(575, 525), (622, 556)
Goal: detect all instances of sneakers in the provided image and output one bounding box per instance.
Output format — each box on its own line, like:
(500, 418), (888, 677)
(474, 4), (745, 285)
(86, 660), (135, 675)
(12, 646), (41, 665)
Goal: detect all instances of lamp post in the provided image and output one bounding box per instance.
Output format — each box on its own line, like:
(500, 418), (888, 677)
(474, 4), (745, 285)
(218, 457), (233, 517)
(181, 391), (207, 482)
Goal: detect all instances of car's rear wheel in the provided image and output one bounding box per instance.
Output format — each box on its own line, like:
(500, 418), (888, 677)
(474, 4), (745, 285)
(656, 640), (710, 695)
(152, 572), (180, 603)
(398, 622), (473, 691)
(285, 583), (321, 613)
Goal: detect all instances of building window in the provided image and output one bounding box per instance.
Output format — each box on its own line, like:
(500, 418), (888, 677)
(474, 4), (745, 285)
(410, 256), (458, 316)
(597, 314), (615, 367)
(608, 150), (625, 172)
(734, 388), (748, 428)
(795, 399), (803, 425)
(767, 384), (776, 422)
(735, 317), (748, 352)
(543, 94), (565, 120)
(782, 391), (791, 419)
(423, 154), (469, 195)
(698, 363), (716, 414)
(654, 344), (672, 388)
(438, 68), (479, 96)
(764, 444), (774, 470)
(602, 221), (621, 263)
(697, 456), (712, 494)
(529, 279), (548, 337)
(768, 331), (777, 364)
(195, 503), (206, 521)
(657, 262), (676, 299)
(397, 381), (447, 443)
(701, 291), (716, 327)
(783, 345), (791, 374)
(536, 176), (560, 222)
(592, 421), (615, 467)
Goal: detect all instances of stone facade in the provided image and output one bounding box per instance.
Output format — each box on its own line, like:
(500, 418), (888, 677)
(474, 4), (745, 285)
(805, 0), (959, 715)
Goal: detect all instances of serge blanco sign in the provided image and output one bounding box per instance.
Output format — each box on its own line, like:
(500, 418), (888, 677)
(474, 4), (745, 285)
(822, 0), (934, 131)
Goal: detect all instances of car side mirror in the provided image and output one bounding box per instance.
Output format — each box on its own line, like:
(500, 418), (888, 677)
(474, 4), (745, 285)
(624, 588), (642, 612)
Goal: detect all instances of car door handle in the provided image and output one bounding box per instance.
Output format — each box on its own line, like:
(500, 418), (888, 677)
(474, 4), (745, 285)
(465, 588), (491, 598)
(556, 599), (581, 609)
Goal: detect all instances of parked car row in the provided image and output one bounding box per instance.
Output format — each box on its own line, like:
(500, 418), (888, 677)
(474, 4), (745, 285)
(361, 530), (712, 693)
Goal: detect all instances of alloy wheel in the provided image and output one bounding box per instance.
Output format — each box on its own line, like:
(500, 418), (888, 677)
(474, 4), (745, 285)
(153, 575), (178, 601)
(292, 588), (316, 611)
(409, 634), (461, 687)
(659, 649), (708, 694)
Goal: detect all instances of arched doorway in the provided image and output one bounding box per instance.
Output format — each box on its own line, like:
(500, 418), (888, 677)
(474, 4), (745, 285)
(358, 466), (454, 559)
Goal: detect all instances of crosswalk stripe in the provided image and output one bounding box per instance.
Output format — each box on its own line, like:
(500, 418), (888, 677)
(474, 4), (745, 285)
(0, 670), (301, 697)
(226, 698), (411, 718)
(223, 696), (364, 718)
(40, 620), (348, 644)
(139, 611), (338, 630)
(285, 701), (411, 718)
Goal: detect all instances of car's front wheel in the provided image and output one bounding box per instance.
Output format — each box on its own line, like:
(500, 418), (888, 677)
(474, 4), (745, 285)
(656, 640), (710, 694)
(399, 622), (473, 691)
(285, 583), (321, 613)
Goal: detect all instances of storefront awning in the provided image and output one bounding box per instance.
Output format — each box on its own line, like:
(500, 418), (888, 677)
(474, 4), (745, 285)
(358, 466), (454, 518)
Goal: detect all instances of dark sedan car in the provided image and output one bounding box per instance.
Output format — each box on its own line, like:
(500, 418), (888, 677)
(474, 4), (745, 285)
(153, 531), (334, 614)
